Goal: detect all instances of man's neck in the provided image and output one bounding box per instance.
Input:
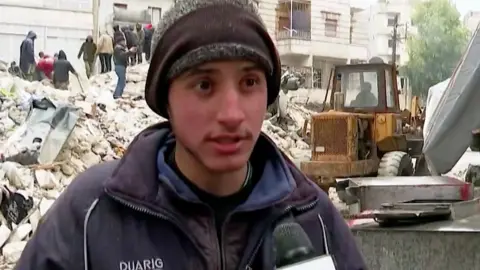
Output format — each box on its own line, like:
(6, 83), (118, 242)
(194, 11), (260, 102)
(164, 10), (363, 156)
(174, 145), (248, 197)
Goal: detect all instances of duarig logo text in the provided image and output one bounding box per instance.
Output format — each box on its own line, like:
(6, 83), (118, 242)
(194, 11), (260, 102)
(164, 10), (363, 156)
(119, 258), (164, 270)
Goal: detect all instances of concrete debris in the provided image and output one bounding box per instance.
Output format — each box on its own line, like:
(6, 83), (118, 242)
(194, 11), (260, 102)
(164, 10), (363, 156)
(0, 65), (318, 268)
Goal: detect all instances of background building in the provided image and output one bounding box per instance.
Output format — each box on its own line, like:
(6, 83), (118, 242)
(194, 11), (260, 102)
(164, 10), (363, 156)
(258, 0), (369, 89)
(365, 0), (415, 66)
(0, 0), (93, 69)
(463, 11), (480, 34)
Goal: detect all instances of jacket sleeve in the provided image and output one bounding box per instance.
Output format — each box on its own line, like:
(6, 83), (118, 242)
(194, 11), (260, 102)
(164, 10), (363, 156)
(77, 43), (84, 59)
(68, 62), (77, 74)
(319, 192), (367, 270)
(14, 163), (110, 270)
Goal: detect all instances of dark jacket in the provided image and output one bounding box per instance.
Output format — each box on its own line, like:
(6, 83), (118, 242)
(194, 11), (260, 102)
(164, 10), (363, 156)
(19, 31), (36, 73)
(53, 50), (76, 83)
(78, 40), (97, 62)
(124, 29), (138, 48)
(113, 45), (131, 67)
(143, 28), (153, 52)
(113, 30), (126, 47)
(14, 122), (365, 270)
(136, 25), (145, 46)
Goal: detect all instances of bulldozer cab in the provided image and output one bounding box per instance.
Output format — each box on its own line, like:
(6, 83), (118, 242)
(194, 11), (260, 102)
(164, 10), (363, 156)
(330, 63), (400, 113)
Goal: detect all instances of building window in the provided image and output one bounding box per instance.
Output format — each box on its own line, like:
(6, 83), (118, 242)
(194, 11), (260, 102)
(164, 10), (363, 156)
(276, 1), (311, 40)
(388, 39), (395, 48)
(114, 3), (127, 9)
(149, 7), (162, 26)
(325, 18), (338, 37)
(322, 11), (340, 38)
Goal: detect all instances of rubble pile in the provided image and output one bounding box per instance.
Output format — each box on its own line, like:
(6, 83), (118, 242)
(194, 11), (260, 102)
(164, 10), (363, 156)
(0, 64), (314, 268)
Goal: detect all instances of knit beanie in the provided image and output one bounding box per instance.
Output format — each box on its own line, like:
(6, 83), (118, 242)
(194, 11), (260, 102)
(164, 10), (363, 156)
(145, 0), (281, 118)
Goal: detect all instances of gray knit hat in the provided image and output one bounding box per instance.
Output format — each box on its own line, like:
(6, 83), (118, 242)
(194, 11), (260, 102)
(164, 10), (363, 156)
(145, 0), (281, 118)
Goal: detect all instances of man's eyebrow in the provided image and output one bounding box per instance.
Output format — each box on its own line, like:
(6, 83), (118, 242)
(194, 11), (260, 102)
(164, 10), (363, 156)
(184, 67), (218, 77)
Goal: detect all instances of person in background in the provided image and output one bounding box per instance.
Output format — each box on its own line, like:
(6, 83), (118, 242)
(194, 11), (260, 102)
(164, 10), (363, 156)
(19, 31), (37, 81)
(125, 25), (138, 66)
(113, 25), (126, 47)
(77, 35), (97, 78)
(135, 23), (145, 64)
(8, 61), (22, 78)
(97, 30), (114, 73)
(113, 40), (136, 99)
(53, 50), (77, 90)
(36, 54), (54, 80)
(143, 24), (153, 62)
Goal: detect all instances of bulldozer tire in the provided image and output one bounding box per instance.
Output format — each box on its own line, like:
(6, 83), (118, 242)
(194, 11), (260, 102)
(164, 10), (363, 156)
(378, 151), (414, 176)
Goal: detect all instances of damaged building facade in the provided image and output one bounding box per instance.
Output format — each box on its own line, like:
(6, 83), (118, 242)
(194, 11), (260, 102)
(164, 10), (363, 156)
(263, 0), (370, 89)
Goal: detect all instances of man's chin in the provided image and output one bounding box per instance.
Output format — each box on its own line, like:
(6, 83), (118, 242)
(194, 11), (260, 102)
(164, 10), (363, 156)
(203, 157), (249, 173)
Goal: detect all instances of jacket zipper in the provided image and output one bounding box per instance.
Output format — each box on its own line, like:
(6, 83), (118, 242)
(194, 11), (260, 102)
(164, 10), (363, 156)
(106, 192), (204, 255)
(243, 198), (319, 270)
(108, 190), (318, 270)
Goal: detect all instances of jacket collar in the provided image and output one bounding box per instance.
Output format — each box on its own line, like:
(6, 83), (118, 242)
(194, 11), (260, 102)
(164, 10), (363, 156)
(104, 122), (319, 212)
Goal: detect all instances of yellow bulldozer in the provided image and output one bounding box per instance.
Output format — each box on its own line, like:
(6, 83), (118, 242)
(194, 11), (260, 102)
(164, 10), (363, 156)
(300, 61), (424, 192)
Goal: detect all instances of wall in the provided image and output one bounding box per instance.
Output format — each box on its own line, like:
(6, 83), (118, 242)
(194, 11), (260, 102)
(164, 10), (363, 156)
(0, 1), (92, 69)
(464, 11), (480, 35)
(368, 0), (414, 65)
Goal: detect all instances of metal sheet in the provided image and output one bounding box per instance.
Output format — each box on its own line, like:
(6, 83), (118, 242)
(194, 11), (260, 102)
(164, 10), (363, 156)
(348, 176), (466, 187)
(423, 25), (480, 175)
(346, 176), (472, 211)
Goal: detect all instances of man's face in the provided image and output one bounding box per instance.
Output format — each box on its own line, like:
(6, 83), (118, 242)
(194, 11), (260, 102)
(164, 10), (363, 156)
(169, 60), (268, 172)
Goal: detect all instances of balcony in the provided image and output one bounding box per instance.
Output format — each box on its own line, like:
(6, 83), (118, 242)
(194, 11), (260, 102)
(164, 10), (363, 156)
(275, 0), (311, 55)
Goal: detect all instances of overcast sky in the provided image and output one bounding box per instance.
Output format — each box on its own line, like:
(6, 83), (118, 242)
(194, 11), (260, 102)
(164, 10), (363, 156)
(350, 0), (480, 17)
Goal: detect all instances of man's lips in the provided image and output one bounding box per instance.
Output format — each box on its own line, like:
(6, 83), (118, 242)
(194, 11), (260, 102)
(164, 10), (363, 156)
(207, 135), (246, 154)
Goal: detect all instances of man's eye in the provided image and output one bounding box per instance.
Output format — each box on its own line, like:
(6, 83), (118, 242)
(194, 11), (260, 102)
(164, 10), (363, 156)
(244, 78), (258, 87)
(196, 80), (211, 91)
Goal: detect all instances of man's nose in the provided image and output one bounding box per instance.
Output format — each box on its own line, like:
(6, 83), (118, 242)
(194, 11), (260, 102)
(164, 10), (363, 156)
(217, 85), (245, 128)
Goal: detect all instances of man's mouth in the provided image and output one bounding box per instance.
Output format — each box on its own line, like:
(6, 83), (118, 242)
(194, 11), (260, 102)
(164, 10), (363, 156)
(208, 135), (245, 154)
(212, 136), (241, 144)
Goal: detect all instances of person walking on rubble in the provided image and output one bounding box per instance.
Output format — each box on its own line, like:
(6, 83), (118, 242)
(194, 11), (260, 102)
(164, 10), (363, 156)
(97, 30), (114, 73)
(112, 40), (136, 99)
(77, 35), (97, 78)
(135, 23), (145, 64)
(36, 53), (54, 80)
(53, 50), (77, 90)
(125, 25), (138, 66)
(19, 31), (37, 81)
(14, 0), (366, 269)
(143, 24), (153, 62)
(113, 24), (126, 47)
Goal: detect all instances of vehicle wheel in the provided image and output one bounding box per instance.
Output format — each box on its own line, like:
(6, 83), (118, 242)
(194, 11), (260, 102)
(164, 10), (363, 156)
(378, 151), (414, 176)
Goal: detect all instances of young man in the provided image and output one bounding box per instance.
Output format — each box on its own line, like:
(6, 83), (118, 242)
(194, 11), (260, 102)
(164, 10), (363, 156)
(52, 50), (77, 90)
(77, 35), (97, 78)
(14, 0), (366, 269)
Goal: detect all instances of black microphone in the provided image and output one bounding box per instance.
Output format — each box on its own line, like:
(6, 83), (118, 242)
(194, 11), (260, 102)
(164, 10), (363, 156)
(273, 222), (316, 267)
(273, 221), (336, 269)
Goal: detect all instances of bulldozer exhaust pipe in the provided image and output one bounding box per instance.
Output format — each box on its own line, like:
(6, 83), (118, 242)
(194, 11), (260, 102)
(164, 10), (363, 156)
(333, 92), (345, 111)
